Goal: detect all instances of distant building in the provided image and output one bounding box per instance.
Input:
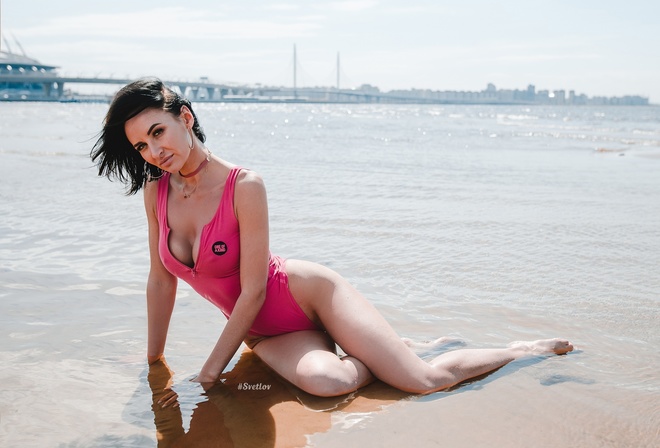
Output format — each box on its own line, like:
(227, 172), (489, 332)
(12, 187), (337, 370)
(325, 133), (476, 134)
(358, 84), (380, 93)
(0, 50), (59, 100)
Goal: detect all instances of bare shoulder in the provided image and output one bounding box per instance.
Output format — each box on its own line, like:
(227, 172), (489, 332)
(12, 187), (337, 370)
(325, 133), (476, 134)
(235, 169), (266, 195)
(234, 169), (268, 218)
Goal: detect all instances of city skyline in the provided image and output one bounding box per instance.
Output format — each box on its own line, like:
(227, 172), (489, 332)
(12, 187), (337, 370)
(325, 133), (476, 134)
(2, 1), (659, 103)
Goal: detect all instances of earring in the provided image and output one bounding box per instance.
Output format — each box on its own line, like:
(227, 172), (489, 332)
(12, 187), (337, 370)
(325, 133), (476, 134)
(146, 164), (164, 181)
(148, 170), (165, 181)
(187, 128), (195, 150)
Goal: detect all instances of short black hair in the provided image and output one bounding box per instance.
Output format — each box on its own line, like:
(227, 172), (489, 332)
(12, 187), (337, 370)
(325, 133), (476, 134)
(90, 77), (206, 195)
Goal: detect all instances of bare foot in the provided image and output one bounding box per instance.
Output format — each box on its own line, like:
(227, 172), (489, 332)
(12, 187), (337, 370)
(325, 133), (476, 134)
(402, 336), (462, 350)
(508, 338), (574, 356)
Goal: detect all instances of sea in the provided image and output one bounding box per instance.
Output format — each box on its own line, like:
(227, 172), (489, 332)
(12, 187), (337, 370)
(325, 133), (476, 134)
(1, 101), (658, 447)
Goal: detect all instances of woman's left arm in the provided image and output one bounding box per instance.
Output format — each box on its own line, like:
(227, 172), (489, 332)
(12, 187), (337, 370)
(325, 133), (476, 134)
(194, 170), (269, 384)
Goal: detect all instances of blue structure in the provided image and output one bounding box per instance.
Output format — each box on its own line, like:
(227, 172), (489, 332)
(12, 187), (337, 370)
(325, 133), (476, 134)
(0, 50), (59, 100)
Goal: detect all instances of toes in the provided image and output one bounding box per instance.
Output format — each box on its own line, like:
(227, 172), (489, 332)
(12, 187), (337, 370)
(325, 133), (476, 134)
(558, 340), (574, 353)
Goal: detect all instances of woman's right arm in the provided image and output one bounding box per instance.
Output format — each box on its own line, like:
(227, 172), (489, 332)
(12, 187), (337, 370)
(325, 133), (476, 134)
(144, 181), (178, 364)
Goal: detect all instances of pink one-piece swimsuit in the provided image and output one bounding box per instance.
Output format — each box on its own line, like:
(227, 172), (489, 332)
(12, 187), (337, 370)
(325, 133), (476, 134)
(156, 167), (319, 337)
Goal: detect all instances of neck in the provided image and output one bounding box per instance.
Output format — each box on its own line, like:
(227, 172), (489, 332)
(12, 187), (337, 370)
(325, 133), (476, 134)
(179, 149), (211, 179)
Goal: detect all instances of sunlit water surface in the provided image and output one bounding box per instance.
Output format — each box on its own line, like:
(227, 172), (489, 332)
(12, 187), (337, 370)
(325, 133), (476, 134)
(1, 102), (658, 447)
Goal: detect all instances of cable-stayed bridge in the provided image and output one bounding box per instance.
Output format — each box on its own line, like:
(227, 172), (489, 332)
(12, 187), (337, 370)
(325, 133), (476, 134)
(0, 42), (454, 104)
(0, 71), (446, 104)
(1, 44), (648, 105)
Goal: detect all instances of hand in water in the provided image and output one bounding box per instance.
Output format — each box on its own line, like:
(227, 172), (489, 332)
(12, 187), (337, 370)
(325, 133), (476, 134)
(148, 356), (181, 408)
(190, 371), (222, 392)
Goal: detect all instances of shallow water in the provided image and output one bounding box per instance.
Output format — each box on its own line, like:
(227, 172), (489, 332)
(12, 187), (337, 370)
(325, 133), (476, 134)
(1, 102), (659, 447)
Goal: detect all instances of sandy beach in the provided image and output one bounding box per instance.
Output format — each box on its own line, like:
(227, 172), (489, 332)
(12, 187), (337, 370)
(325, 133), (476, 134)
(1, 102), (658, 447)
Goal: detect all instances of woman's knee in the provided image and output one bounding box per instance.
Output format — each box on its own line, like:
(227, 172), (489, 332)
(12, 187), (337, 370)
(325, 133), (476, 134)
(294, 355), (359, 397)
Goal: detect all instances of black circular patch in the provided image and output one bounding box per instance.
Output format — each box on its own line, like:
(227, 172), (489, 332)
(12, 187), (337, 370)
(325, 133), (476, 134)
(212, 241), (228, 256)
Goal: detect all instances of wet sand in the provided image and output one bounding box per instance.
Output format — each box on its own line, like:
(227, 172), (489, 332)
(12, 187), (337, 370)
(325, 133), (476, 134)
(147, 350), (411, 448)
(311, 375), (659, 448)
(2, 322), (657, 448)
(129, 345), (660, 448)
(1, 102), (659, 447)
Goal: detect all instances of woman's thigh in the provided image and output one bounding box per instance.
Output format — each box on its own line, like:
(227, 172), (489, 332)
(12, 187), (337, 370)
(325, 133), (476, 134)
(286, 259), (433, 391)
(250, 330), (338, 385)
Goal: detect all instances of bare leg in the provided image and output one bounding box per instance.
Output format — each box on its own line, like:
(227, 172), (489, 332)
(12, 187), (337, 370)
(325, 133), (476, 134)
(402, 336), (462, 351)
(257, 260), (573, 396)
(425, 338), (572, 392)
(251, 330), (375, 397)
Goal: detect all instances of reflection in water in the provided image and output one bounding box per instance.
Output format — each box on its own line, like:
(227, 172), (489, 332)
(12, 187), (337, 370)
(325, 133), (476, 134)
(147, 350), (410, 447)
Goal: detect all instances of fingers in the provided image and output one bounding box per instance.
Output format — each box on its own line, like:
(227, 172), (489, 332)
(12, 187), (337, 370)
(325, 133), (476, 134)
(190, 373), (220, 391)
(157, 389), (179, 408)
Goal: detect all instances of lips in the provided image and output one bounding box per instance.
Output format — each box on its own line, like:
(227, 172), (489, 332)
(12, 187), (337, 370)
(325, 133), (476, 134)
(160, 154), (174, 168)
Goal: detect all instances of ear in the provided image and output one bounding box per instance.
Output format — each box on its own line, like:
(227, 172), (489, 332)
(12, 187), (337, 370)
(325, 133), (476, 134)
(179, 105), (195, 128)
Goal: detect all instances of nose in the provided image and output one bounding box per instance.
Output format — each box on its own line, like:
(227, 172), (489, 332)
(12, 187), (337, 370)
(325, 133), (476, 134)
(149, 144), (163, 160)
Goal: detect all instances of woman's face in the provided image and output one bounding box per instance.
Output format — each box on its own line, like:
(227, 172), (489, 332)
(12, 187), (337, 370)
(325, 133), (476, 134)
(124, 107), (194, 172)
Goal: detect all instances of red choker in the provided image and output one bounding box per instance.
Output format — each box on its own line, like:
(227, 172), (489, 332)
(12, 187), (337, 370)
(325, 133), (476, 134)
(179, 152), (211, 178)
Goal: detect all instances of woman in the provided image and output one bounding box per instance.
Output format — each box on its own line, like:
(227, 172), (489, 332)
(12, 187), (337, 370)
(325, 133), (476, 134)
(91, 78), (573, 397)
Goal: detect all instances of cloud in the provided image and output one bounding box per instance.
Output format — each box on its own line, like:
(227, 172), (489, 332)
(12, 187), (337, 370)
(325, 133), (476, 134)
(17, 7), (322, 40)
(265, 3), (302, 11)
(485, 53), (600, 63)
(326, 1), (379, 12)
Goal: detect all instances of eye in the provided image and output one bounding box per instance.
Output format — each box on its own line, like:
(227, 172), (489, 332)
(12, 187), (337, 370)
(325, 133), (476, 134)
(153, 127), (163, 137)
(135, 143), (146, 152)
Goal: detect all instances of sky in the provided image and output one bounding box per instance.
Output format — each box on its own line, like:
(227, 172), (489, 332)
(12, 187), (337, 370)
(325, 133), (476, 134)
(2, 0), (659, 102)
